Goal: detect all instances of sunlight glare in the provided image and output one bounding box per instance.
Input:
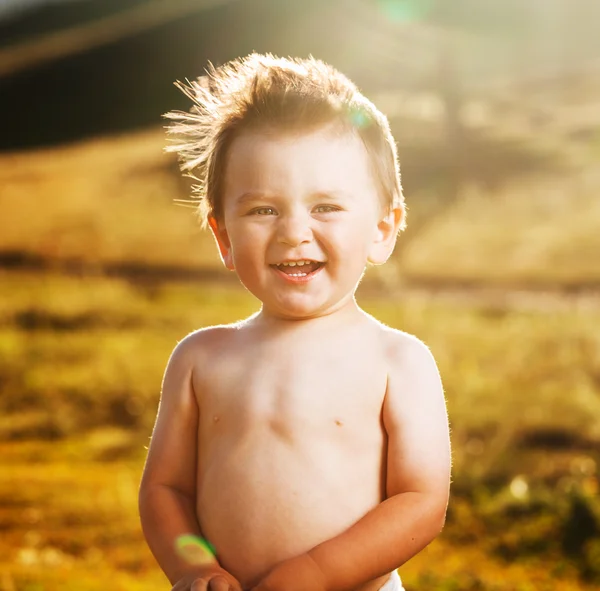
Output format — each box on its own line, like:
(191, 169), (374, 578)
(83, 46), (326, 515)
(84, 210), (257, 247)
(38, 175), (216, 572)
(375, 0), (434, 24)
(175, 534), (217, 565)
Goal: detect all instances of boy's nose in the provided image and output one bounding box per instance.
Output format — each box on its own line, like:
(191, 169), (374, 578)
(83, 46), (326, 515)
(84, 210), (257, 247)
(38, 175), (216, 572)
(276, 211), (313, 247)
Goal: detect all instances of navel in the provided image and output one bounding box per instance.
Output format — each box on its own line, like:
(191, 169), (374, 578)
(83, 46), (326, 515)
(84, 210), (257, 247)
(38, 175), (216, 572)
(335, 419), (343, 427)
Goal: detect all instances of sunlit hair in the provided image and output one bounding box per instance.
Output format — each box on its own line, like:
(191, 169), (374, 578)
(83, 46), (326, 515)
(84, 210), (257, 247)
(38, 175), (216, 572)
(164, 53), (405, 228)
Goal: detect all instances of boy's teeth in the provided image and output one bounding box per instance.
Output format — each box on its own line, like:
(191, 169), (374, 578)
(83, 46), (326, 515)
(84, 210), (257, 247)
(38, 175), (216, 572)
(275, 260), (322, 275)
(281, 260), (311, 267)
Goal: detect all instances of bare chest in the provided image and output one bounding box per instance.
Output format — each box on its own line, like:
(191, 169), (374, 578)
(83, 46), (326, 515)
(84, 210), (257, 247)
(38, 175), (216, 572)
(194, 337), (388, 439)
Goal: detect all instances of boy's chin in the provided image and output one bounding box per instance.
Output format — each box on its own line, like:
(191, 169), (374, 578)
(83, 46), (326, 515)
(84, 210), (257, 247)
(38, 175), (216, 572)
(236, 276), (360, 320)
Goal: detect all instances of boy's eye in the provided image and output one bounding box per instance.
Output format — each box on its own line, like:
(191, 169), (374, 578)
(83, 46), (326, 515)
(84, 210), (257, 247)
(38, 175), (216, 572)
(313, 204), (339, 213)
(251, 207), (277, 216)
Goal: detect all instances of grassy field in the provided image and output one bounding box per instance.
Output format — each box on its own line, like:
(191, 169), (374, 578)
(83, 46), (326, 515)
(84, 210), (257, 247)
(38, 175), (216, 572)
(1, 123), (599, 590)
(1, 272), (599, 590)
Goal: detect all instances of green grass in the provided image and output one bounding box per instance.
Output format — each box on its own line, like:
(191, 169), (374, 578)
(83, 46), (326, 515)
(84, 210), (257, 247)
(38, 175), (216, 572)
(3, 271), (600, 455)
(1, 434), (597, 591)
(0, 435), (167, 591)
(0, 271), (599, 589)
(1, 432), (596, 591)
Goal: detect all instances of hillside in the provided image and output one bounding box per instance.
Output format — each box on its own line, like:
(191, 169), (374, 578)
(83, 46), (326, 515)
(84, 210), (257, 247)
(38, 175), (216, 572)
(1, 123), (599, 291)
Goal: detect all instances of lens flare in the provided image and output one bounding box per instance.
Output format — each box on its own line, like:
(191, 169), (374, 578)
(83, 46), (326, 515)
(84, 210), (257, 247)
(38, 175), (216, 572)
(349, 108), (370, 129)
(376, 0), (434, 24)
(175, 534), (216, 565)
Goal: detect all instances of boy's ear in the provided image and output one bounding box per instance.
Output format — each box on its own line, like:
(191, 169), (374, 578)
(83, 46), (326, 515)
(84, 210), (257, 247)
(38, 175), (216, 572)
(367, 207), (404, 265)
(208, 216), (235, 271)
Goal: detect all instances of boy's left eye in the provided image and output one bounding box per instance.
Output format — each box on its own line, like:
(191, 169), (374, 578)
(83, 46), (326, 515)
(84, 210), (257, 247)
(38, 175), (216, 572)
(313, 205), (339, 213)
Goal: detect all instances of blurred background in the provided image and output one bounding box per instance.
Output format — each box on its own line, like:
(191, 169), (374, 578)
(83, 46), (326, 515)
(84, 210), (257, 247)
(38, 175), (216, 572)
(1, 0), (599, 589)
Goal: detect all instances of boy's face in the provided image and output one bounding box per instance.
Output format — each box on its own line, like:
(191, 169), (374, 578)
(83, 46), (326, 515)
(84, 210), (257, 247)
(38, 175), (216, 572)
(210, 126), (402, 320)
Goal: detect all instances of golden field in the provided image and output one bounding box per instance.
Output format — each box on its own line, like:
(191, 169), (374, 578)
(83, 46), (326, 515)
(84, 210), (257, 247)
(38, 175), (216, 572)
(0, 125), (599, 590)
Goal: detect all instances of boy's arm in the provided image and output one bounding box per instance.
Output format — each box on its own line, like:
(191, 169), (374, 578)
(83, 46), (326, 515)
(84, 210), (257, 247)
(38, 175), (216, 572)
(139, 335), (240, 589)
(252, 336), (451, 591)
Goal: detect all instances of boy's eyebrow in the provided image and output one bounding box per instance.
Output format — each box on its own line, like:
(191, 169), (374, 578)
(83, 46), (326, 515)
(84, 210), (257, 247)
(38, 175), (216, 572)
(311, 190), (354, 201)
(234, 189), (354, 205)
(235, 191), (273, 205)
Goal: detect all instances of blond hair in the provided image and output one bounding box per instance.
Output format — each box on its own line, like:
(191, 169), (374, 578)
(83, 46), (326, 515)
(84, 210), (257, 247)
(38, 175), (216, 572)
(164, 53), (404, 228)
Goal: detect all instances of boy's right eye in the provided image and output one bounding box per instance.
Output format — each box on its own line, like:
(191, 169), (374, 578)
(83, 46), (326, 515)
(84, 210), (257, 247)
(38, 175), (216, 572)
(251, 207), (277, 216)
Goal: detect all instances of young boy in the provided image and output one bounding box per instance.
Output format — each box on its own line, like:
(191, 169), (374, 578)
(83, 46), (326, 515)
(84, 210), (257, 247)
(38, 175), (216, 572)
(139, 53), (451, 591)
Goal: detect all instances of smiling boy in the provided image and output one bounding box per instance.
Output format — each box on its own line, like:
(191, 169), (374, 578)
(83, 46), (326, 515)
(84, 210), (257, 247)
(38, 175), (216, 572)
(139, 54), (451, 591)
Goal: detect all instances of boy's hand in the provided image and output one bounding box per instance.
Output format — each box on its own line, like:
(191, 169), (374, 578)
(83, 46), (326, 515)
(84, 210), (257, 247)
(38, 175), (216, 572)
(172, 566), (243, 591)
(250, 553), (328, 591)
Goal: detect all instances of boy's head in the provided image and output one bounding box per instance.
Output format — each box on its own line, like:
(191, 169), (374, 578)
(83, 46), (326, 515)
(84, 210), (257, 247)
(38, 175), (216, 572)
(164, 53), (405, 227)
(165, 53), (405, 318)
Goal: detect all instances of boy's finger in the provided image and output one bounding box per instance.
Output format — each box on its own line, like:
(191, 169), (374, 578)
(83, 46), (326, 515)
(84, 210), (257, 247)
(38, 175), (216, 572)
(207, 575), (230, 591)
(190, 578), (208, 591)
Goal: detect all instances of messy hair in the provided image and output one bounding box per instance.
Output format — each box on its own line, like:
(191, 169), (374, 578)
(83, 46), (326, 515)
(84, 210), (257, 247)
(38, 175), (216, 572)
(164, 53), (405, 228)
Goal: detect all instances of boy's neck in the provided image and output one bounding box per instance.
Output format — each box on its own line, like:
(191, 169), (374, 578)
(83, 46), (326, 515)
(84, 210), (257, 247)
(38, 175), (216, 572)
(251, 296), (367, 330)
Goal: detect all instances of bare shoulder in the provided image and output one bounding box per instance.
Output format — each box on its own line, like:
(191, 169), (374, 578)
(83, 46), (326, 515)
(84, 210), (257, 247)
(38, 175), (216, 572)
(364, 315), (439, 380)
(379, 323), (445, 414)
(167, 321), (243, 367)
(382, 327), (440, 383)
(159, 321), (247, 405)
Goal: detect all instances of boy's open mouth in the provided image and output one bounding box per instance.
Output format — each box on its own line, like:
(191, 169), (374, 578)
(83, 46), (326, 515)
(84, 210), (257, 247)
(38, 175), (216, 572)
(271, 260), (324, 277)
